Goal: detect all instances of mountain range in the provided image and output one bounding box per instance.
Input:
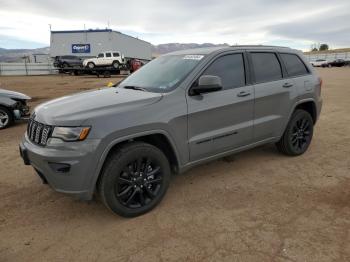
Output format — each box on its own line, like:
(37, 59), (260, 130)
(0, 43), (229, 62)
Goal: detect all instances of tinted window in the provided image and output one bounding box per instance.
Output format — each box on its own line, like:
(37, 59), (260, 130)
(120, 54), (203, 93)
(106, 53), (112, 58)
(113, 52), (120, 57)
(98, 53), (104, 58)
(281, 53), (308, 77)
(202, 54), (245, 89)
(251, 53), (282, 83)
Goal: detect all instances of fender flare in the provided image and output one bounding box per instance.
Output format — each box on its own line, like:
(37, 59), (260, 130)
(87, 129), (181, 197)
(281, 98), (317, 136)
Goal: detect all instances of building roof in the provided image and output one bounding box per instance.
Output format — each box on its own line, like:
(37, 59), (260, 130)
(51, 29), (113, 34)
(50, 29), (151, 44)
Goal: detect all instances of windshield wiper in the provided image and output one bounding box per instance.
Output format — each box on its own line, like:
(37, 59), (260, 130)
(123, 86), (147, 92)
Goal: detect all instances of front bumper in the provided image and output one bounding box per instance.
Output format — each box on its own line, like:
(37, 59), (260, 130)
(19, 133), (101, 200)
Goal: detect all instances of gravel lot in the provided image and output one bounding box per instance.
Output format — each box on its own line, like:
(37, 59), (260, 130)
(0, 69), (350, 261)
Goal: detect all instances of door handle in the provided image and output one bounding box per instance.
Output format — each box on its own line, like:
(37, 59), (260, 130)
(283, 83), (293, 88)
(237, 91), (251, 97)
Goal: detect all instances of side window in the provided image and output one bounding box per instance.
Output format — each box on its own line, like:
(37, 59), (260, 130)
(281, 53), (309, 77)
(202, 54), (245, 90)
(105, 53), (112, 58)
(251, 53), (282, 83)
(98, 53), (104, 58)
(113, 52), (120, 57)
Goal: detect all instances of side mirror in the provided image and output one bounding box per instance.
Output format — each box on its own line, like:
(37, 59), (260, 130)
(190, 75), (223, 95)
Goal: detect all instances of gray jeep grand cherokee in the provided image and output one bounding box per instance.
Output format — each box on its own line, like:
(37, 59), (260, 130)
(20, 46), (322, 217)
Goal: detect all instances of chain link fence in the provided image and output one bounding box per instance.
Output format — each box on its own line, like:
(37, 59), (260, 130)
(0, 62), (58, 76)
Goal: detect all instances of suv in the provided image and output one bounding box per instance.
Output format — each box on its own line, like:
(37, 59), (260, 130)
(20, 46), (322, 217)
(82, 51), (125, 69)
(53, 56), (82, 68)
(310, 59), (330, 67)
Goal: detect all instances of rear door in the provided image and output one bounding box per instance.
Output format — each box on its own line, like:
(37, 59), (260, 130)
(187, 52), (254, 161)
(104, 52), (113, 65)
(249, 51), (297, 141)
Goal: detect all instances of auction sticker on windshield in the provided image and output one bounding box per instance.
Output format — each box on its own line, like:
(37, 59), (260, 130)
(183, 55), (204, 60)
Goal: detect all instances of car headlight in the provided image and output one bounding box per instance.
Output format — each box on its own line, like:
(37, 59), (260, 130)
(51, 127), (90, 142)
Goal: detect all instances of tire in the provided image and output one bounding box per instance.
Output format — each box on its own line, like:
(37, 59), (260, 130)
(87, 62), (95, 69)
(276, 109), (314, 156)
(0, 106), (14, 130)
(112, 61), (120, 69)
(98, 142), (171, 217)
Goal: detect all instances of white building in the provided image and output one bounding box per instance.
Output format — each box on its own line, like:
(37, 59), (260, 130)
(50, 29), (152, 61)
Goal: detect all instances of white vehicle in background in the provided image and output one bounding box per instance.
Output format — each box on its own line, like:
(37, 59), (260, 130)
(83, 51), (126, 69)
(310, 59), (331, 67)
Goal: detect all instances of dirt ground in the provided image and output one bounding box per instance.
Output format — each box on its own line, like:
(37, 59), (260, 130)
(0, 69), (349, 262)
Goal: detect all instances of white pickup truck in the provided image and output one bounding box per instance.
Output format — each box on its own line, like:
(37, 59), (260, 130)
(83, 51), (125, 69)
(310, 59), (330, 67)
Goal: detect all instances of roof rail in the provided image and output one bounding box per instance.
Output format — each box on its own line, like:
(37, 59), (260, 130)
(230, 45), (290, 49)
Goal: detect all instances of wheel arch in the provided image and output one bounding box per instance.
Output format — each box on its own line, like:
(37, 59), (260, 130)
(90, 130), (181, 196)
(293, 100), (317, 124)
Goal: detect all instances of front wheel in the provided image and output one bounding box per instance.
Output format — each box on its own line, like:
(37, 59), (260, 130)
(276, 109), (314, 156)
(98, 142), (171, 217)
(0, 106), (13, 130)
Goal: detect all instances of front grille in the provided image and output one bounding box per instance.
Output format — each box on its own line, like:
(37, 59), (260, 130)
(27, 118), (53, 146)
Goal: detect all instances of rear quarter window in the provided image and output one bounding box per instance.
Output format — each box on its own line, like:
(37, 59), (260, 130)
(251, 52), (282, 83)
(281, 53), (309, 77)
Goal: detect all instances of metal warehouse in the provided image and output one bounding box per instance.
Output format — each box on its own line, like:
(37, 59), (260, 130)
(50, 29), (152, 61)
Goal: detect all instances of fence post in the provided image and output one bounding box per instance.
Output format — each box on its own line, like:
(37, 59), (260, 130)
(24, 60), (28, 75)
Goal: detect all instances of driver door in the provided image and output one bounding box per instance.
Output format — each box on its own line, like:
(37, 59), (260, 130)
(187, 53), (254, 161)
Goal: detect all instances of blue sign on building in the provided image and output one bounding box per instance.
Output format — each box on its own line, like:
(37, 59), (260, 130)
(72, 44), (91, 53)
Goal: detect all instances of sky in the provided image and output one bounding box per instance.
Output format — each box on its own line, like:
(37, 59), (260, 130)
(0, 0), (349, 51)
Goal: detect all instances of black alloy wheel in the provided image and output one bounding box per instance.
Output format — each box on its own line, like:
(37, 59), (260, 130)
(116, 157), (163, 209)
(289, 116), (312, 153)
(276, 109), (314, 156)
(98, 142), (171, 217)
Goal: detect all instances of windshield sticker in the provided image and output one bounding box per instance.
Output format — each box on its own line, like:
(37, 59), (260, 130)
(183, 55), (204, 60)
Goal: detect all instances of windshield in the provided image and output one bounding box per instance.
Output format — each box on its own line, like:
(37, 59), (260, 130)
(118, 54), (204, 93)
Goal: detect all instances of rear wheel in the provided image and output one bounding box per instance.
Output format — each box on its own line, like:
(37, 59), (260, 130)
(98, 142), (171, 217)
(87, 62), (95, 69)
(276, 109), (314, 156)
(0, 106), (13, 130)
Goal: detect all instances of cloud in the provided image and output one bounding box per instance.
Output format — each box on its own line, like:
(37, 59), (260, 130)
(0, 0), (349, 49)
(268, 13), (350, 47)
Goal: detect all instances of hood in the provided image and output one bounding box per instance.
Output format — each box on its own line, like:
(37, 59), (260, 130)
(34, 87), (162, 126)
(0, 89), (31, 100)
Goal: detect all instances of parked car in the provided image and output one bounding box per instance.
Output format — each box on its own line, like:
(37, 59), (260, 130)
(329, 59), (346, 67)
(53, 56), (83, 68)
(0, 89), (31, 129)
(82, 51), (126, 69)
(310, 59), (330, 67)
(20, 46), (322, 217)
